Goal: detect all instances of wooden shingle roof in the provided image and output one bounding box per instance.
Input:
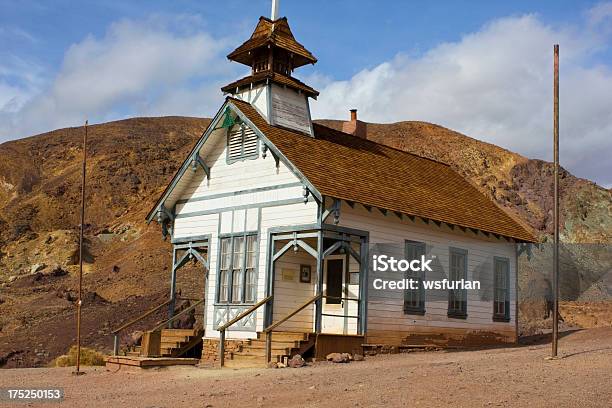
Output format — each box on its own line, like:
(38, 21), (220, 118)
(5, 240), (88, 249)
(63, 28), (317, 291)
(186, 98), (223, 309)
(227, 17), (317, 68)
(221, 71), (319, 97)
(230, 98), (536, 242)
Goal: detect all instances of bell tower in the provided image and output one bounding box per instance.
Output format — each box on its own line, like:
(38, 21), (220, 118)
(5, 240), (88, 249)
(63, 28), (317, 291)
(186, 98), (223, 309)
(221, 1), (318, 136)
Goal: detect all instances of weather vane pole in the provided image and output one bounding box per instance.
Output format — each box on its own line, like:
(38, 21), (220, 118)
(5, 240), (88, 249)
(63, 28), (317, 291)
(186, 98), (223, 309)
(271, 0), (279, 20)
(552, 44), (560, 358)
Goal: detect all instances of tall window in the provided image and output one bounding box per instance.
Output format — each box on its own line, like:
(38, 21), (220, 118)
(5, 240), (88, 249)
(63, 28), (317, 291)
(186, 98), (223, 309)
(404, 241), (426, 315)
(227, 124), (259, 164)
(448, 248), (468, 318)
(217, 234), (258, 304)
(493, 257), (510, 321)
(245, 236), (258, 303)
(218, 238), (231, 303)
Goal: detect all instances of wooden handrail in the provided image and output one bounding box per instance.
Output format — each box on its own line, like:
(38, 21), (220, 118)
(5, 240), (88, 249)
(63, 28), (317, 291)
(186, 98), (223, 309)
(217, 295), (273, 332)
(262, 293), (322, 364)
(218, 295), (273, 367)
(150, 299), (205, 333)
(111, 299), (173, 335)
(264, 293), (322, 333)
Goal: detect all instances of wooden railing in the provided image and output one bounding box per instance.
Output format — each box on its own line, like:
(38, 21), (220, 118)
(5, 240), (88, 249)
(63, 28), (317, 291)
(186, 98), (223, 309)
(216, 295), (273, 367)
(110, 298), (204, 356)
(111, 299), (173, 356)
(263, 293), (322, 363)
(149, 299), (205, 333)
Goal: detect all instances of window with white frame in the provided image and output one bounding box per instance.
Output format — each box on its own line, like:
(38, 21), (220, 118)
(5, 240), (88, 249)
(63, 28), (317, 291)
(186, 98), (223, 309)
(448, 247), (468, 318)
(404, 240), (426, 315)
(227, 123), (259, 164)
(493, 257), (510, 321)
(217, 234), (258, 304)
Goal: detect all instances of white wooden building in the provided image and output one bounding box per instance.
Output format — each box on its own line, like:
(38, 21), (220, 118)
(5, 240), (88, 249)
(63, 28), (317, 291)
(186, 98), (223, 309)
(145, 5), (535, 366)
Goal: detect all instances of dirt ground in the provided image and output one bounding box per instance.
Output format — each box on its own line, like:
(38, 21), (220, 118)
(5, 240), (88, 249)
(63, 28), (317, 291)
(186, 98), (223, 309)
(1, 327), (610, 408)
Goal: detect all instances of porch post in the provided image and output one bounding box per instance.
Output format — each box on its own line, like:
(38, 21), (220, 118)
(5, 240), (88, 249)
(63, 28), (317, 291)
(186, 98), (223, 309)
(359, 236), (369, 335)
(202, 249), (209, 337)
(168, 246), (177, 322)
(264, 232), (275, 328)
(315, 230), (324, 333)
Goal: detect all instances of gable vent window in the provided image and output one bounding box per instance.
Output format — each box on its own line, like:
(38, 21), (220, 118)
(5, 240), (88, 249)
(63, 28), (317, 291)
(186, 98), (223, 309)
(227, 124), (259, 164)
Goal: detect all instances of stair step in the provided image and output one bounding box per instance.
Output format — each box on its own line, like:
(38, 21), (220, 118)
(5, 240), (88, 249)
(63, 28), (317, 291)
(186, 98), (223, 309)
(161, 335), (190, 342)
(230, 353), (270, 361)
(247, 339), (299, 348)
(238, 347), (291, 356)
(257, 332), (309, 341)
(161, 340), (186, 348)
(161, 329), (197, 337)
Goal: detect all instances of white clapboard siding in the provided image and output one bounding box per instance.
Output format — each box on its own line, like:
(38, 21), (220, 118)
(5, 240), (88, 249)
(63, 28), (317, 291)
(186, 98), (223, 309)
(270, 84), (312, 136)
(271, 246), (317, 332)
(234, 83), (269, 121)
(335, 201), (517, 343)
(166, 121), (317, 339)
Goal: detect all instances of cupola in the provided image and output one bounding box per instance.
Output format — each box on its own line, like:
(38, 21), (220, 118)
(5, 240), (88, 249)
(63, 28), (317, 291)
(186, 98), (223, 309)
(221, 0), (317, 136)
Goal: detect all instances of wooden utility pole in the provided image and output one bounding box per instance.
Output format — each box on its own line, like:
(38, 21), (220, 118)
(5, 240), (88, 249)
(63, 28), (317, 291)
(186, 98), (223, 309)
(74, 120), (88, 376)
(552, 45), (560, 358)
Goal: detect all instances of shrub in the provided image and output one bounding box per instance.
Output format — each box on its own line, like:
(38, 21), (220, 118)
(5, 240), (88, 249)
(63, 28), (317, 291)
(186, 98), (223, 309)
(53, 346), (106, 367)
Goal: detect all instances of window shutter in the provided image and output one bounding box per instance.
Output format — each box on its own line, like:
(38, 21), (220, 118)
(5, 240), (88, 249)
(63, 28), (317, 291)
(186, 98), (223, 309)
(227, 124), (259, 163)
(228, 126), (244, 162)
(242, 127), (259, 158)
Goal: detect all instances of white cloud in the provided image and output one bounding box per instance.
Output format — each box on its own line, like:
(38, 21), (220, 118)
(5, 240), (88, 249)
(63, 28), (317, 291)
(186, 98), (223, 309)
(0, 15), (235, 139)
(1, 7), (611, 187)
(310, 11), (612, 187)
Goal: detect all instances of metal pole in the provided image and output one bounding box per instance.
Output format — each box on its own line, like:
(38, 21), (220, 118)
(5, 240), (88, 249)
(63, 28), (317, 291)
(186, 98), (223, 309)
(113, 335), (119, 356)
(74, 120), (87, 375)
(265, 331), (272, 363)
(168, 247), (177, 323)
(219, 329), (225, 367)
(552, 45), (560, 358)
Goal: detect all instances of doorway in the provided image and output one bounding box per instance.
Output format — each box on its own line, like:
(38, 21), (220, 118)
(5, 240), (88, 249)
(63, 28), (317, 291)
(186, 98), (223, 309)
(322, 255), (348, 334)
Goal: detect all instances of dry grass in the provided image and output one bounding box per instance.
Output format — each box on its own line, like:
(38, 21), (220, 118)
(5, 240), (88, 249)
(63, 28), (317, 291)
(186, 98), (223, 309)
(53, 346), (106, 367)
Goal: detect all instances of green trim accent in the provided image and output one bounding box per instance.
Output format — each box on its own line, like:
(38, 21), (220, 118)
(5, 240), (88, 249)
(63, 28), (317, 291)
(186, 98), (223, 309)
(221, 106), (237, 128)
(147, 99), (323, 223)
(175, 182), (302, 205)
(227, 100), (322, 203)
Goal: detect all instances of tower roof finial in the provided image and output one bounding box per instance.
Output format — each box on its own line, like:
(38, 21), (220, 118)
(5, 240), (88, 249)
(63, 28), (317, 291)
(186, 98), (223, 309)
(271, 0), (279, 20)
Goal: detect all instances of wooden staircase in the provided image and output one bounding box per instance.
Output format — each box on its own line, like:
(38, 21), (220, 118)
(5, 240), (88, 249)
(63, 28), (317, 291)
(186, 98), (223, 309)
(224, 331), (315, 368)
(128, 329), (203, 358)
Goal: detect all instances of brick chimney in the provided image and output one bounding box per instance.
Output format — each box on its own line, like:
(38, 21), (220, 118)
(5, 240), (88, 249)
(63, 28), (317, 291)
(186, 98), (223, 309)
(342, 109), (367, 139)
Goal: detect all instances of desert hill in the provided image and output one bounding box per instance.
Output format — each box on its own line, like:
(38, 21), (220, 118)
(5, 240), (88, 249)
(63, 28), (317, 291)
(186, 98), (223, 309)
(0, 116), (610, 367)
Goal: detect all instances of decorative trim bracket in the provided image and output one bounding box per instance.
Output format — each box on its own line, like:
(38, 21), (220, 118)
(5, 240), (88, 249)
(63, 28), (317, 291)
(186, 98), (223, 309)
(322, 198), (341, 225)
(191, 153), (210, 179)
(157, 205), (174, 240)
(302, 185), (310, 204)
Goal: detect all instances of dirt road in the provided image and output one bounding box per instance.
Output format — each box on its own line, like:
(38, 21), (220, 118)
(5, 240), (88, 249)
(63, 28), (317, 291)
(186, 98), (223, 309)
(1, 328), (611, 408)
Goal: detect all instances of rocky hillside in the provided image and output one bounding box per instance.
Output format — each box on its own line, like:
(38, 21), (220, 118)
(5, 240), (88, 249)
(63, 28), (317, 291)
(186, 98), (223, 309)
(0, 116), (610, 367)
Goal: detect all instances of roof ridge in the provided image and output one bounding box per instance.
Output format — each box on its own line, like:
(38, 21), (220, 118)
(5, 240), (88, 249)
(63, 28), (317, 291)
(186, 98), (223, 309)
(227, 97), (536, 242)
(311, 122), (451, 167)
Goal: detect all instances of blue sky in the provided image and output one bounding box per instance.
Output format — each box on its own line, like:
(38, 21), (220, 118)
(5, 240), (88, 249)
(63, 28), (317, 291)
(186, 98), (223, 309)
(1, 1), (612, 186)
